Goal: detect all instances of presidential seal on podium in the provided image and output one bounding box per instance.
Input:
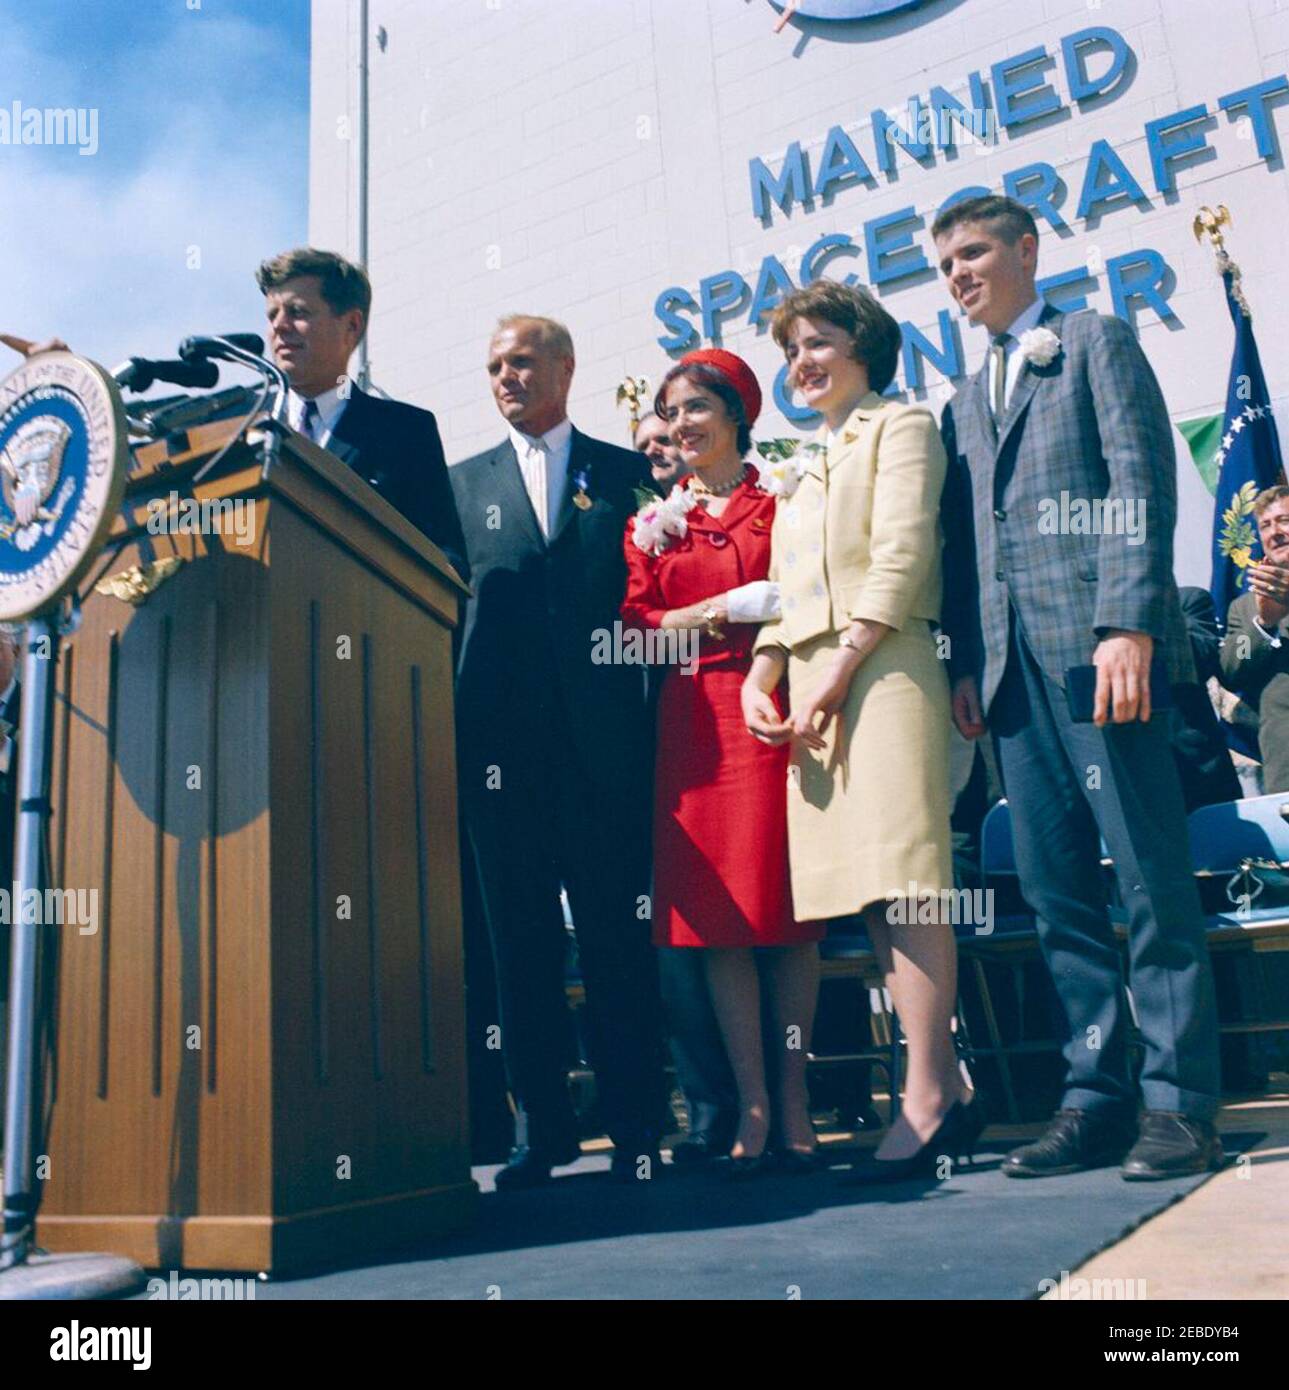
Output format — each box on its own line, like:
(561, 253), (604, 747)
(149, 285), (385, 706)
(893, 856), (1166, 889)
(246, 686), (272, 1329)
(0, 352), (128, 622)
(0, 352), (140, 1300)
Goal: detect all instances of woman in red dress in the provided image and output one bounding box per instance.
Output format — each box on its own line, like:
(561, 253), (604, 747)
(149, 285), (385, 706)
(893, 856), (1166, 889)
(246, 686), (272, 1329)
(622, 349), (823, 1175)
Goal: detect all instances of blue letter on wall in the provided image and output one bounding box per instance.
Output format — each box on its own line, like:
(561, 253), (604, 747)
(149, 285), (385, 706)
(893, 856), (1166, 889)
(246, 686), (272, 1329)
(864, 206), (929, 287)
(801, 233), (860, 285)
(1076, 140), (1149, 220)
(1061, 27), (1131, 103)
(1004, 162), (1068, 231)
(813, 126), (874, 200)
(774, 362), (821, 426)
(1107, 249), (1177, 325)
(991, 46), (1064, 129)
(901, 310), (962, 392)
(750, 142), (810, 220)
(698, 270), (750, 342)
(1144, 106), (1213, 196)
(1219, 76), (1289, 161)
(655, 288), (699, 352)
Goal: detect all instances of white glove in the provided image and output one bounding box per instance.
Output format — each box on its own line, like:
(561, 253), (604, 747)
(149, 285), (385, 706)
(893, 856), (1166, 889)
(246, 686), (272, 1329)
(725, 580), (781, 624)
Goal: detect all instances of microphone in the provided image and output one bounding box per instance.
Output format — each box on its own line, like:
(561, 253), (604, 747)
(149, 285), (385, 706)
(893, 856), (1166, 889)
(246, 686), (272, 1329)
(114, 357), (220, 392)
(178, 333), (264, 362)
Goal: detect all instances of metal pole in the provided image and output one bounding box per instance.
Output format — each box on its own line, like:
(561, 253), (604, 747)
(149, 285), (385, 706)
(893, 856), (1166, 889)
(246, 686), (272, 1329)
(0, 615), (55, 1269)
(0, 612), (142, 1296)
(355, 0), (371, 391)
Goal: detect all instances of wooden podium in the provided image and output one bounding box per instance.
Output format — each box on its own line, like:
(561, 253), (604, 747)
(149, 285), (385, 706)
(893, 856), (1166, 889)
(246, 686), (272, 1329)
(33, 413), (476, 1272)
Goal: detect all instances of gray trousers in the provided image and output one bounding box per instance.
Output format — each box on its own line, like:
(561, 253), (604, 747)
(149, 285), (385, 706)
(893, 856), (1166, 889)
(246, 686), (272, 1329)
(989, 618), (1221, 1119)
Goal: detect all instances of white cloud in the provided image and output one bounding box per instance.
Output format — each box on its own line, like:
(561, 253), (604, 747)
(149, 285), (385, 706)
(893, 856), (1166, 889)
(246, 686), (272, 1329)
(0, 6), (306, 391)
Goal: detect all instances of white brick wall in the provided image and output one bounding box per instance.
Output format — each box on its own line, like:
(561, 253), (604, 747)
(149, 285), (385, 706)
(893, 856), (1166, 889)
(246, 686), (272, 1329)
(311, 0), (1289, 584)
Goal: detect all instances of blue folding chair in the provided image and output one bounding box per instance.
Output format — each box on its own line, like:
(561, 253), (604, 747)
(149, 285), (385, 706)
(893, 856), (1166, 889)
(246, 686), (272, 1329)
(958, 799), (1069, 1122)
(1185, 794), (1289, 1055)
(812, 928), (903, 1125)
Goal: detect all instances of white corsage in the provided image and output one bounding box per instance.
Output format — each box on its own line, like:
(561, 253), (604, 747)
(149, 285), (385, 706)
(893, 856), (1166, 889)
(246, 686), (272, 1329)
(631, 484), (697, 556)
(1017, 326), (1061, 368)
(753, 438), (822, 499)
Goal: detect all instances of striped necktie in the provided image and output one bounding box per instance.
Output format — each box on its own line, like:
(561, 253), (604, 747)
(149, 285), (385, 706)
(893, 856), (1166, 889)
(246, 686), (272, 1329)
(990, 334), (1011, 420)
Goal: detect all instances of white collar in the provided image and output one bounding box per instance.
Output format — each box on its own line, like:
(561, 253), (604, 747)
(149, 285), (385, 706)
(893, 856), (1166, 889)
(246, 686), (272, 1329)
(1001, 297), (1046, 343)
(508, 417), (573, 457)
(290, 384), (349, 433)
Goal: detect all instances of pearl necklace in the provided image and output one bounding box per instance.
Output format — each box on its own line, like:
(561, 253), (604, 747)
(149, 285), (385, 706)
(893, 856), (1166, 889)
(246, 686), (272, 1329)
(689, 463), (749, 498)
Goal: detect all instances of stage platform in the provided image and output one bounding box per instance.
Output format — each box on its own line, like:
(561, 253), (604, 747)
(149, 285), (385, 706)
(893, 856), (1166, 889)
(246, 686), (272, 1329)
(231, 1089), (1286, 1301)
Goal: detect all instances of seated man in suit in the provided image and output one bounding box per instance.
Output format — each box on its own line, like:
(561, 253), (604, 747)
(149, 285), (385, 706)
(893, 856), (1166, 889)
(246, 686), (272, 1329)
(452, 315), (666, 1187)
(1174, 586), (1242, 811)
(256, 248), (467, 580)
(1220, 485), (1289, 792)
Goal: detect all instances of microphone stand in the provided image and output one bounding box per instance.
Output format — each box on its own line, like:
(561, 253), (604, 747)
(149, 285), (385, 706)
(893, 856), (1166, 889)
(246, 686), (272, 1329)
(0, 600), (143, 1298)
(179, 337), (289, 479)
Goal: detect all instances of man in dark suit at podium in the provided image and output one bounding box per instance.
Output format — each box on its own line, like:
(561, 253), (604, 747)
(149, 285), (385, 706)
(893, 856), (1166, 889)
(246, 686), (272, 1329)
(257, 248), (467, 581)
(452, 314), (666, 1188)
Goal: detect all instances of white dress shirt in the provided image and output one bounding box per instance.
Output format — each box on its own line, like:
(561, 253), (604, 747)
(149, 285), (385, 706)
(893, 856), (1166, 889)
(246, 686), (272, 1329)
(509, 417), (573, 538)
(992, 295), (1047, 417)
(289, 385), (349, 449)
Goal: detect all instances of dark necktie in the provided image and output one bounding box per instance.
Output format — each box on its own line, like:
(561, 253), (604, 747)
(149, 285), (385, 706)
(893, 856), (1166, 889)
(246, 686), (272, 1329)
(301, 398), (320, 442)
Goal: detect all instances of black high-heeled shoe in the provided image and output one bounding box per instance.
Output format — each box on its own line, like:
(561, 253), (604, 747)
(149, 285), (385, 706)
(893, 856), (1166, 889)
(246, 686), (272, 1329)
(724, 1150), (775, 1181)
(840, 1099), (976, 1186)
(775, 1146), (820, 1175)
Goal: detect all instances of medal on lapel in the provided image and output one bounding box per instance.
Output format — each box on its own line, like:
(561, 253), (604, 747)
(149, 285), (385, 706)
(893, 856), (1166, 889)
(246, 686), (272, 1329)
(572, 466), (592, 510)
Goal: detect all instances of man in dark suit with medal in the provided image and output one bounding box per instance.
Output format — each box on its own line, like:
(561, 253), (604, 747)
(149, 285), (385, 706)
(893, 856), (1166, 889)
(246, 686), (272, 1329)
(257, 248), (468, 581)
(452, 315), (666, 1187)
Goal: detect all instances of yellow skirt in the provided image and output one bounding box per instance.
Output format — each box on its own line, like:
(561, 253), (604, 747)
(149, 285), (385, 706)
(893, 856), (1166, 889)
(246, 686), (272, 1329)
(785, 620), (953, 922)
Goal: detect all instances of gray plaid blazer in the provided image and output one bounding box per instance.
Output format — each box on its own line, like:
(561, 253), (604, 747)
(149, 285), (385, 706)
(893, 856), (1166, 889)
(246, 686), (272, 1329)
(940, 302), (1194, 713)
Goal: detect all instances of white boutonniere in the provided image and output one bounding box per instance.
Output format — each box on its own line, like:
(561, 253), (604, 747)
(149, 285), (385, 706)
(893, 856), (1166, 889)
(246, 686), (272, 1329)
(631, 483), (697, 556)
(753, 438), (822, 499)
(1017, 325), (1061, 368)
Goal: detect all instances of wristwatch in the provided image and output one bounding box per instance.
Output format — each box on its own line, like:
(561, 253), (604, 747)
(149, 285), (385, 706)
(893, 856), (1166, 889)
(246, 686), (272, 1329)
(702, 606), (726, 641)
(839, 634), (862, 655)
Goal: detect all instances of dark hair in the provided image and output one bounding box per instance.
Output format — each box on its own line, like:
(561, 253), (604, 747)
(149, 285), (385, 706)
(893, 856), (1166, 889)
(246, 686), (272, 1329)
(655, 363), (752, 455)
(930, 194), (1038, 247)
(770, 279), (902, 395)
(256, 247), (372, 334)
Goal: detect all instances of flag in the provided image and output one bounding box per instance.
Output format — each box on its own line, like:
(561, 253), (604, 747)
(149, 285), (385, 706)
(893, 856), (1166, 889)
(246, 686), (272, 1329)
(1177, 412), (1223, 495)
(1209, 259), (1286, 623)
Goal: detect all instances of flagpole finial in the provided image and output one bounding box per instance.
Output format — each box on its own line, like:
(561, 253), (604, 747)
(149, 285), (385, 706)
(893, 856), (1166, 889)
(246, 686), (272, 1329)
(616, 375), (651, 441)
(1195, 205), (1250, 316)
(1193, 204), (1231, 254)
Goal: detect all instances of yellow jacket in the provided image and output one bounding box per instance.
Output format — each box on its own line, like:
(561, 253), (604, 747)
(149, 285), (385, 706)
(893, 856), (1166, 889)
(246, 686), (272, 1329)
(756, 392), (946, 653)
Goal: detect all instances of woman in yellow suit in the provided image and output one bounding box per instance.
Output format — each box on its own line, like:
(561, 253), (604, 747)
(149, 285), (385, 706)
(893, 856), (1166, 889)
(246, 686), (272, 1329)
(741, 280), (982, 1182)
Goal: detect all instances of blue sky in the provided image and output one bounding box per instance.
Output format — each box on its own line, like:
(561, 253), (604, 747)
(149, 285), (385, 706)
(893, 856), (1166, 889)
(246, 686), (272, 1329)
(0, 0), (309, 374)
